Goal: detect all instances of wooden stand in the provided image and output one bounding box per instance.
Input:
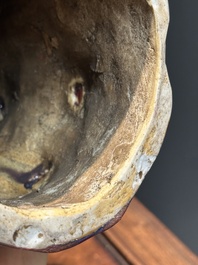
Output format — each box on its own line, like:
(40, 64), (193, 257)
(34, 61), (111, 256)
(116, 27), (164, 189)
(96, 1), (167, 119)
(0, 247), (47, 265)
(48, 198), (198, 265)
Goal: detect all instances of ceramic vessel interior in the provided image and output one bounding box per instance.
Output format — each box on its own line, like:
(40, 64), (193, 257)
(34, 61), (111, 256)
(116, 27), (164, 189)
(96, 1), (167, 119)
(0, 0), (171, 252)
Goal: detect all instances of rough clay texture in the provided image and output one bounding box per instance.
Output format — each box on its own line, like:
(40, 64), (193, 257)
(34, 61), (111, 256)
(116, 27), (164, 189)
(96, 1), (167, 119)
(0, 0), (171, 252)
(0, 0), (154, 202)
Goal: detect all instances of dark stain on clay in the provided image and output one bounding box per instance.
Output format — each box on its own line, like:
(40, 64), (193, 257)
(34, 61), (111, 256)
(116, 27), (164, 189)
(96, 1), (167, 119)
(0, 161), (52, 189)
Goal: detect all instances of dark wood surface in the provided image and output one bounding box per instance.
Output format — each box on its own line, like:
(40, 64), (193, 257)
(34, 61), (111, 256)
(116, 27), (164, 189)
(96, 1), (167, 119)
(48, 198), (198, 265)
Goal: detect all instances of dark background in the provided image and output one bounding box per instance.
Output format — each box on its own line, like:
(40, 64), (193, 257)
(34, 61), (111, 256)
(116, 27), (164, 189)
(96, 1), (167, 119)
(137, 0), (198, 255)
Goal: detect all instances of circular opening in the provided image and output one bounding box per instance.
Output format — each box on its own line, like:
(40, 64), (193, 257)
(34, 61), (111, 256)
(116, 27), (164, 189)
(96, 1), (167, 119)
(0, 0), (154, 205)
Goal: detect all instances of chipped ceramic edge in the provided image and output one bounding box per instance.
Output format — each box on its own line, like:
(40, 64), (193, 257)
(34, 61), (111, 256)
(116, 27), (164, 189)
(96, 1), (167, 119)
(0, 0), (172, 251)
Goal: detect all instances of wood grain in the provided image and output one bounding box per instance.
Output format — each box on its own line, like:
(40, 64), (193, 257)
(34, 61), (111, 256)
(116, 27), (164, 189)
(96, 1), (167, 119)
(105, 198), (198, 265)
(47, 235), (119, 265)
(48, 198), (198, 265)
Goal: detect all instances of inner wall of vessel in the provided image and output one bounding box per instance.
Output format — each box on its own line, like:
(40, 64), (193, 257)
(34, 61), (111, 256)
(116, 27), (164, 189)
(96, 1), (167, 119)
(0, 0), (154, 205)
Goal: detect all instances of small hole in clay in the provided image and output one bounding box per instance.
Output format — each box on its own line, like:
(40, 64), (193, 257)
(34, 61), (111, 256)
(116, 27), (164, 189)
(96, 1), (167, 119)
(13, 229), (19, 242)
(38, 233), (44, 238)
(74, 82), (84, 106)
(0, 96), (5, 121)
(139, 171), (143, 179)
(67, 77), (85, 113)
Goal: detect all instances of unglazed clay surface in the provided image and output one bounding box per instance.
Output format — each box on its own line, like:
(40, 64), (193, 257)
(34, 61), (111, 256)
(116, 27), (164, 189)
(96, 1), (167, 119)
(0, 0), (171, 252)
